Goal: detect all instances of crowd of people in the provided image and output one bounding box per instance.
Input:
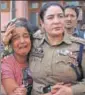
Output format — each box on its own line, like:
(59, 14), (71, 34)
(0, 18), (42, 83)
(1, 2), (85, 95)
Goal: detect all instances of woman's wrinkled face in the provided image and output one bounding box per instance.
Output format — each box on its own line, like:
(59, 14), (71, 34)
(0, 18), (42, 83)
(11, 27), (31, 56)
(41, 6), (64, 37)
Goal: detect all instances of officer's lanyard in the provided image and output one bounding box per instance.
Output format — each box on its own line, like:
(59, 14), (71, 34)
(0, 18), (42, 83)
(77, 28), (84, 80)
(77, 34), (84, 81)
(71, 29), (84, 81)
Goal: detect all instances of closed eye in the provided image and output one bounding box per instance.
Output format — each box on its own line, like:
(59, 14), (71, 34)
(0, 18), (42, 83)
(23, 33), (30, 38)
(12, 35), (19, 40)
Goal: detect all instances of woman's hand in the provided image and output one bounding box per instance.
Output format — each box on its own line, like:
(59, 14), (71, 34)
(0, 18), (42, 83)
(53, 86), (73, 95)
(12, 87), (27, 95)
(3, 24), (15, 45)
(42, 83), (72, 95)
(51, 83), (72, 95)
(51, 82), (65, 94)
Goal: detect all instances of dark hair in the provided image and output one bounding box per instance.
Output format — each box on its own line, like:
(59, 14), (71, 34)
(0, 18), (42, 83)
(14, 18), (33, 35)
(39, 2), (64, 21)
(64, 5), (79, 18)
(27, 22), (39, 33)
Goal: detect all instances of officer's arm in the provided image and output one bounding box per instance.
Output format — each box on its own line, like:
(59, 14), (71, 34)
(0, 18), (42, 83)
(71, 51), (85, 95)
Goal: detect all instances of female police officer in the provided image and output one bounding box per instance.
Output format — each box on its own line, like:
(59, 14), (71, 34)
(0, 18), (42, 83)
(28, 2), (85, 95)
(2, 2), (85, 95)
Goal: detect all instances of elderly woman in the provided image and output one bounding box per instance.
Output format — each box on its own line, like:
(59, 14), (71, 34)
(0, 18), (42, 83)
(1, 18), (33, 95)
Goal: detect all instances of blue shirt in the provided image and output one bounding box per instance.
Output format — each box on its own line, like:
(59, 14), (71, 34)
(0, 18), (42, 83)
(73, 28), (85, 39)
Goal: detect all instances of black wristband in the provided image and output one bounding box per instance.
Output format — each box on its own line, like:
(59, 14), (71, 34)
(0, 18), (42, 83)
(43, 85), (51, 93)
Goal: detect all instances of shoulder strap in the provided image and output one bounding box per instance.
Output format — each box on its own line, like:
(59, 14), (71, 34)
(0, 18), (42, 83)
(77, 33), (84, 80)
(77, 44), (84, 66)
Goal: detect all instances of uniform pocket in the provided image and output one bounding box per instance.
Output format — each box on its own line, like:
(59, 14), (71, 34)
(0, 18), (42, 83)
(30, 51), (44, 62)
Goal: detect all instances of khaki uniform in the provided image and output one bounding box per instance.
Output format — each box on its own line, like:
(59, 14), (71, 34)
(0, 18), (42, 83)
(29, 30), (85, 95)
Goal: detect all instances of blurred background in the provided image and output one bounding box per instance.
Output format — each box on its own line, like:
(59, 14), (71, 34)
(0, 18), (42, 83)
(0, 0), (85, 52)
(1, 1), (85, 31)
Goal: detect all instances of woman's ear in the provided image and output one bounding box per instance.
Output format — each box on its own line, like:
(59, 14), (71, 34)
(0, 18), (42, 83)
(39, 19), (45, 33)
(40, 19), (44, 29)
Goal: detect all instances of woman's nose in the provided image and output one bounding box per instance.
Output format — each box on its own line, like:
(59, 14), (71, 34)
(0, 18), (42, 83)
(20, 37), (25, 43)
(53, 16), (60, 23)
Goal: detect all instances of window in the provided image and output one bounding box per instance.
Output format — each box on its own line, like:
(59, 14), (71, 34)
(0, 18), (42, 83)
(28, 1), (40, 26)
(30, 2), (39, 9)
(30, 12), (39, 25)
(65, 1), (79, 6)
(1, 1), (10, 12)
(28, 0), (60, 26)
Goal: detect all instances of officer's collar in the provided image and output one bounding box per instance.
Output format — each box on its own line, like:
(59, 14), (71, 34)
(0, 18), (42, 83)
(39, 31), (72, 46)
(63, 32), (72, 44)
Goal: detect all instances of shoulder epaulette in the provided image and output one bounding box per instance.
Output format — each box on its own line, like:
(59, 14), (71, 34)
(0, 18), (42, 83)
(70, 36), (85, 45)
(33, 30), (44, 39)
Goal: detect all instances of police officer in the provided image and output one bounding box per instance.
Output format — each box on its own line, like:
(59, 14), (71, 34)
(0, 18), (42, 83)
(64, 5), (84, 38)
(29, 2), (85, 95)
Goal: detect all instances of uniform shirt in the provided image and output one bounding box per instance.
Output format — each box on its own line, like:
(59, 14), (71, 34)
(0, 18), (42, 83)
(29, 30), (85, 95)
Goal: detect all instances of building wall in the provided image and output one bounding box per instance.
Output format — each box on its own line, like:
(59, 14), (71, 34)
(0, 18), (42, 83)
(1, 1), (84, 31)
(1, 1), (64, 31)
(1, 1), (28, 31)
(16, 1), (28, 19)
(1, 12), (10, 31)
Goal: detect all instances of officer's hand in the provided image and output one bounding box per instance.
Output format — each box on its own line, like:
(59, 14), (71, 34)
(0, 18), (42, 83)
(51, 82), (64, 94)
(3, 23), (15, 45)
(53, 86), (73, 95)
(51, 82), (71, 94)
